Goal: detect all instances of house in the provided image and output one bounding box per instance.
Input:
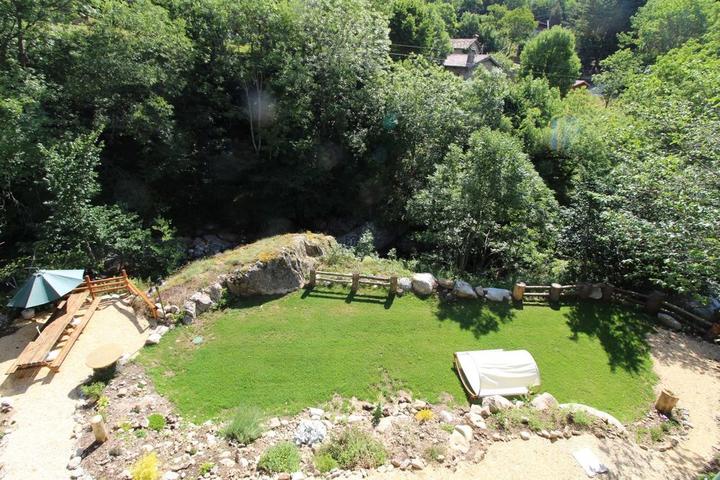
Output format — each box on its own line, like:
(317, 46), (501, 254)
(571, 80), (591, 90)
(443, 38), (502, 79)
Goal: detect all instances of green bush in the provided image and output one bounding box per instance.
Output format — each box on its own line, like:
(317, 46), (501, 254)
(220, 407), (264, 444)
(80, 381), (106, 401)
(147, 413), (166, 432)
(318, 428), (387, 469)
(569, 409), (592, 427)
(371, 403), (383, 427)
(131, 452), (159, 480)
(257, 442), (301, 473)
(314, 452), (339, 473)
(199, 462), (215, 475)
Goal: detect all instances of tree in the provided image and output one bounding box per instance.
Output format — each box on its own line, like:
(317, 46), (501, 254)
(520, 26), (581, 94)
(407, 128), (558, 274)
(389, 0), (452, 59)
(501, 7), (536, 48)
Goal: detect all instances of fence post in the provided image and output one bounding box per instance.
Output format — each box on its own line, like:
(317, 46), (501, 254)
(351, 272), (360, 292)
(512, 282), (526, 302)
(390, 276), (398, 293)
(308, 269), (316, 288)
(91, 415), (108, 443)
(84, 275), (95, 300)
(549, 283), (562, 303)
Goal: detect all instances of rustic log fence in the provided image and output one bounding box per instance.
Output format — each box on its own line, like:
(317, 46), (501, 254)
(72, 269), (159, 320)
(308, 269), (398, 293)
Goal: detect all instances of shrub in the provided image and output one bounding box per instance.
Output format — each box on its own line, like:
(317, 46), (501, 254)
(569, 409), (592, 427)
(147, 413), (166, 432)
(199, 462), (215, 475)
(220, 407), (264, 444)
(354, 228), (377, 258)
(135, 429), (147, 439)
(80, 381), (106, 401)
(257, 442), (301, 473)
(318, 428), (387, 469)
(314, 452), (339, 473)
(371, 403), (383, 427)
(415, 408), (435, 423)
(131, 452), (159, 480)
(424, 445), (446, 463)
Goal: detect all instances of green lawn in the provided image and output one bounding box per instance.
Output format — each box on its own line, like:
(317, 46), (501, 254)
(140, 288), (657, 423)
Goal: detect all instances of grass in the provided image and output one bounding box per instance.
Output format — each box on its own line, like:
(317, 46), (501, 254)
(257, 442), (301, 473)
(318, 428), (387, 469)
(314, 453), (339, 473)
(140, 289), (656, 422)
(219, 407), (264, 444)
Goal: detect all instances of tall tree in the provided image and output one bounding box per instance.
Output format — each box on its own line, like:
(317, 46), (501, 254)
(520, 26), (581, 94)
(389, 0), (452, 60)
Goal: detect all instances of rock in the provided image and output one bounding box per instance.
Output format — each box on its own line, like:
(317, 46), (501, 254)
(454, 425), (473, 442)
(165, 304), (180, 315)
(539, 430), (550, 438)
(482, 395), (512, 413)
(219, 458), (235, 467)
(291, 472), (306, 480)
(226, 234), (334, 296)
(559, 403), (627, 434)
(520, 431), (531, 440)
(182, 300), (196, 324)
(470, 404), (491, 418)
(20, 308), (35, 320)
(145, 333), (162, 345)
(439, 411), (454, 423)
(453, 280), (478, 299)
(309, 407), (325, 418)
(267, 417), (281, 429)
(491, 433), (503, 442)
(412, 399), (427, 410)
(657, 313), (682, 331)
(437, 278), (455, 289)
(474, 286), (485, 298)
(484, 288), (511, 302)
(347, 414), (364, 423)
(550, 430), (562, 440)
(294, 420), (327, 446)
(278, 474), (291, 480)
(449, 431), (470, 454)
(410, 458), (426, 470)
(190, 292), (213, 314)
(411, 273), (437, 296)
(155, 325), (170, 336)
(376, 417), (393, 433)
(206, 282), (224, 303)
(588, 286), (603, 300)
(530, 392), (558, 411)
(162, 473), (180, 480)
(398, 277), (412, 292)
(67, 456), (82, 470)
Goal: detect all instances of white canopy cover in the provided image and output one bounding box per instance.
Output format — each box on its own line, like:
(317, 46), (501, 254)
(454, 349), (540, 398)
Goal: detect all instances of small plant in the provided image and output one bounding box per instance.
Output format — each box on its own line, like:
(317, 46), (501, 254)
(135, 429), (148, 439)
(118, 421), (133, 432)
(649, 425), (664, 442)
(198, 462), (215, 475)
(371, 403), (383, 427)
(424, 444), (446, 463)
(441, 423), (455, 434)
(257, 442), (301, 473)
(131, 452), (159, 480)
(318, 428), (387, 469)
(80, 381), (106, 402)
(147, 413), (166, 432)
(220, 407), (264, 444)
(97, 395), (110, 417)
(314, 452), (339, 473)
(354, 227), (376, 258)
(569, 409), (592, 427)
(415, 408), (435, 423)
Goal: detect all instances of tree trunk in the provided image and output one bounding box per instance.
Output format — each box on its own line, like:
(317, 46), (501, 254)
(655, 389), (678, 415)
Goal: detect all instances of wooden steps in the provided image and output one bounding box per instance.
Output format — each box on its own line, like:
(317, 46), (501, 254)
(49, 296), (102, 371)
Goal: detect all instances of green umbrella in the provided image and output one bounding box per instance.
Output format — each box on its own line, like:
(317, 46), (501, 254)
(7, 269), (85, 309)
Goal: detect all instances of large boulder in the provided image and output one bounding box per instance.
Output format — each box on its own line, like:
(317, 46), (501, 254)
(657, 312), (682, 331)
(294, 419), (327, 446)
(453, 280), (478, 299)
(190, 292), (213, 314)
(530, 392), (558, 411)
(484, 288), (511, 302)
(226, 234), (334, 296)
(411, 273), (437, 296)
(481, 395), (513, 413)
(182, 301), (196, 325)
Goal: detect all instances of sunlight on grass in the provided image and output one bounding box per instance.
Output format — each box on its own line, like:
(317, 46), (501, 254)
(140, 290), (656, 423)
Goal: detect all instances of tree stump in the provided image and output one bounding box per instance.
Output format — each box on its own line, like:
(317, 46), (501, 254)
(351, 272), (360, 292)
(549, 283), (562, 303)
(512, 282), (526, 302)
(91, 415), (108, 443)
(655, 389), (679, 415)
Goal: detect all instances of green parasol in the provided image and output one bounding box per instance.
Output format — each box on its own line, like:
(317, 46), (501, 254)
(7, 269), (85, 309)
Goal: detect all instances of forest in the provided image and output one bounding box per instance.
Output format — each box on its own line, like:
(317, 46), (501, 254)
(1, 0), (718, 300)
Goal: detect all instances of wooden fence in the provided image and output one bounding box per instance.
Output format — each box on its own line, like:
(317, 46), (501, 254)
(511, 281), (715, 335)
(308, 269), (397, 293)
(73, 269), (159, 319)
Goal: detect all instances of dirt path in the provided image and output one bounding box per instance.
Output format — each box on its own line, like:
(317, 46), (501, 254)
(369, 329), (720, 480)
(0, 299), (149, 480)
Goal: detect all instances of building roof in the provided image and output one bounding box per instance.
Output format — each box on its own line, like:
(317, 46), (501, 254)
(451, 38), (478, 50)
(443, 52), (499, 69)
(572, 80), (591, 89)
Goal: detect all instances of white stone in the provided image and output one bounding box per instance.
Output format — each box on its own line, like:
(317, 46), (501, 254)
(376, 417), (393, 433)
(347, 414), (364, 423)
(453, 280), (478, 299)
(411, 273), (437, 296)
(520, 431), (531, 440)
(145, 333), (162, 345)
(267, 417), (281, 429)
(294, 419), (327, 445)
(439, 411), (454, 423)
(484, 288), (511, 302)
(155, 325), (170, 336)
(291, 472), (306, 480)
(454, 424), (473, 442)
(207, 283), (224, 303)
(482, 395), (513, 413)
(308, 407), (324, 417)
(467, 413), (486, 429)
(20, 308), (35, 320)
(190, 292), (213, 314)
(530, 392), (558, 411)
(67, 456), (82, 470)
(162, 472), (180, 480)
(219, 458), (235, 467)
(398, 277), (412, 292)
(448, 430), (470, 453)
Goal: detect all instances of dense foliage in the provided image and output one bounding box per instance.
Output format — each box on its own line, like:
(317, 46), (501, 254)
(1, 0), (718, 300)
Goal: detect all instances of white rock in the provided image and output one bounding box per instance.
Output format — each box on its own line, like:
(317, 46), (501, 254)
(482, 395), (513, 413)
(162, 472), (180, 480)
(190, 292), (214, 314)
(410, 458), (426, 470)
(484, 288), (511, 302)
(376, 417), (393, 433)
(182, 300), (196, 324)
(308, 407), (324, 417)
(411, 273), (437, 296)
(267, 417), (281, 429)
(219, 458), (235, 467)
(20, 308), (35, 320)
(657, 312), (682, 330)
(291, 472), (306, 480)
(412, 399), (427, 410)
(145, 333), (162, 345)
(347, 414), (364, 423)
(439, 411), (454, 423)
(467, 413), (486, 429)
(398, 277), (412, 292)
(207, 283), (224, 303)
(530, 392), (558, 411)
(454, 424), (473, 442)
(520, 431), (531, 440)
(453, 280), (478, 299)
(155, 325), (170, 336)
(67, 456), (82, 470)
(294, 419), (327, 445)
(448, 430), (470, 453)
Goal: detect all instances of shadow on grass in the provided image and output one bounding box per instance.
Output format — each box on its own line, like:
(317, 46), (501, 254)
(226, 294), (286, 310)
(301, 286), (394, 309)
(564, 301), (654, 373)
(434, 300), (516, 338)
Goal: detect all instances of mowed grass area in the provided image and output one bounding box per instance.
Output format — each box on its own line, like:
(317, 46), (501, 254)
(140, 288), (657, 423)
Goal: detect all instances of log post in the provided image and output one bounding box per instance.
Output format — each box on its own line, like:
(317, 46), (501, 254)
(655, 389), (679, 415)
(308, 269), (316, 288)
(549, 283), (562, 303)
(84, 275), (95, 300)
(351, 272), (360, 292)
(512, 282), (526, 302)
(91, 415), (108, 443)
(646, 291), (666, 315)
(601, 283), (615, 302)
(390, 276), (398, 293)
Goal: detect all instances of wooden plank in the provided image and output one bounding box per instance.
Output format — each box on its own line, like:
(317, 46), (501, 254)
(50, 297), (101, 370)
(358, 273), (390, 281)
(126, 278), (158, 320)
(316, 271), (354, 278)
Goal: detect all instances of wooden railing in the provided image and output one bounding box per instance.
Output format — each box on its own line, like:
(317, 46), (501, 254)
(73, 270), (158, 319)
(308, 269), (398, 292)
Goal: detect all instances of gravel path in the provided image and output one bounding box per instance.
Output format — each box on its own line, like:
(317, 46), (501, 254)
(369, 329), (720, 480)
(0, 299), (149, 480)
